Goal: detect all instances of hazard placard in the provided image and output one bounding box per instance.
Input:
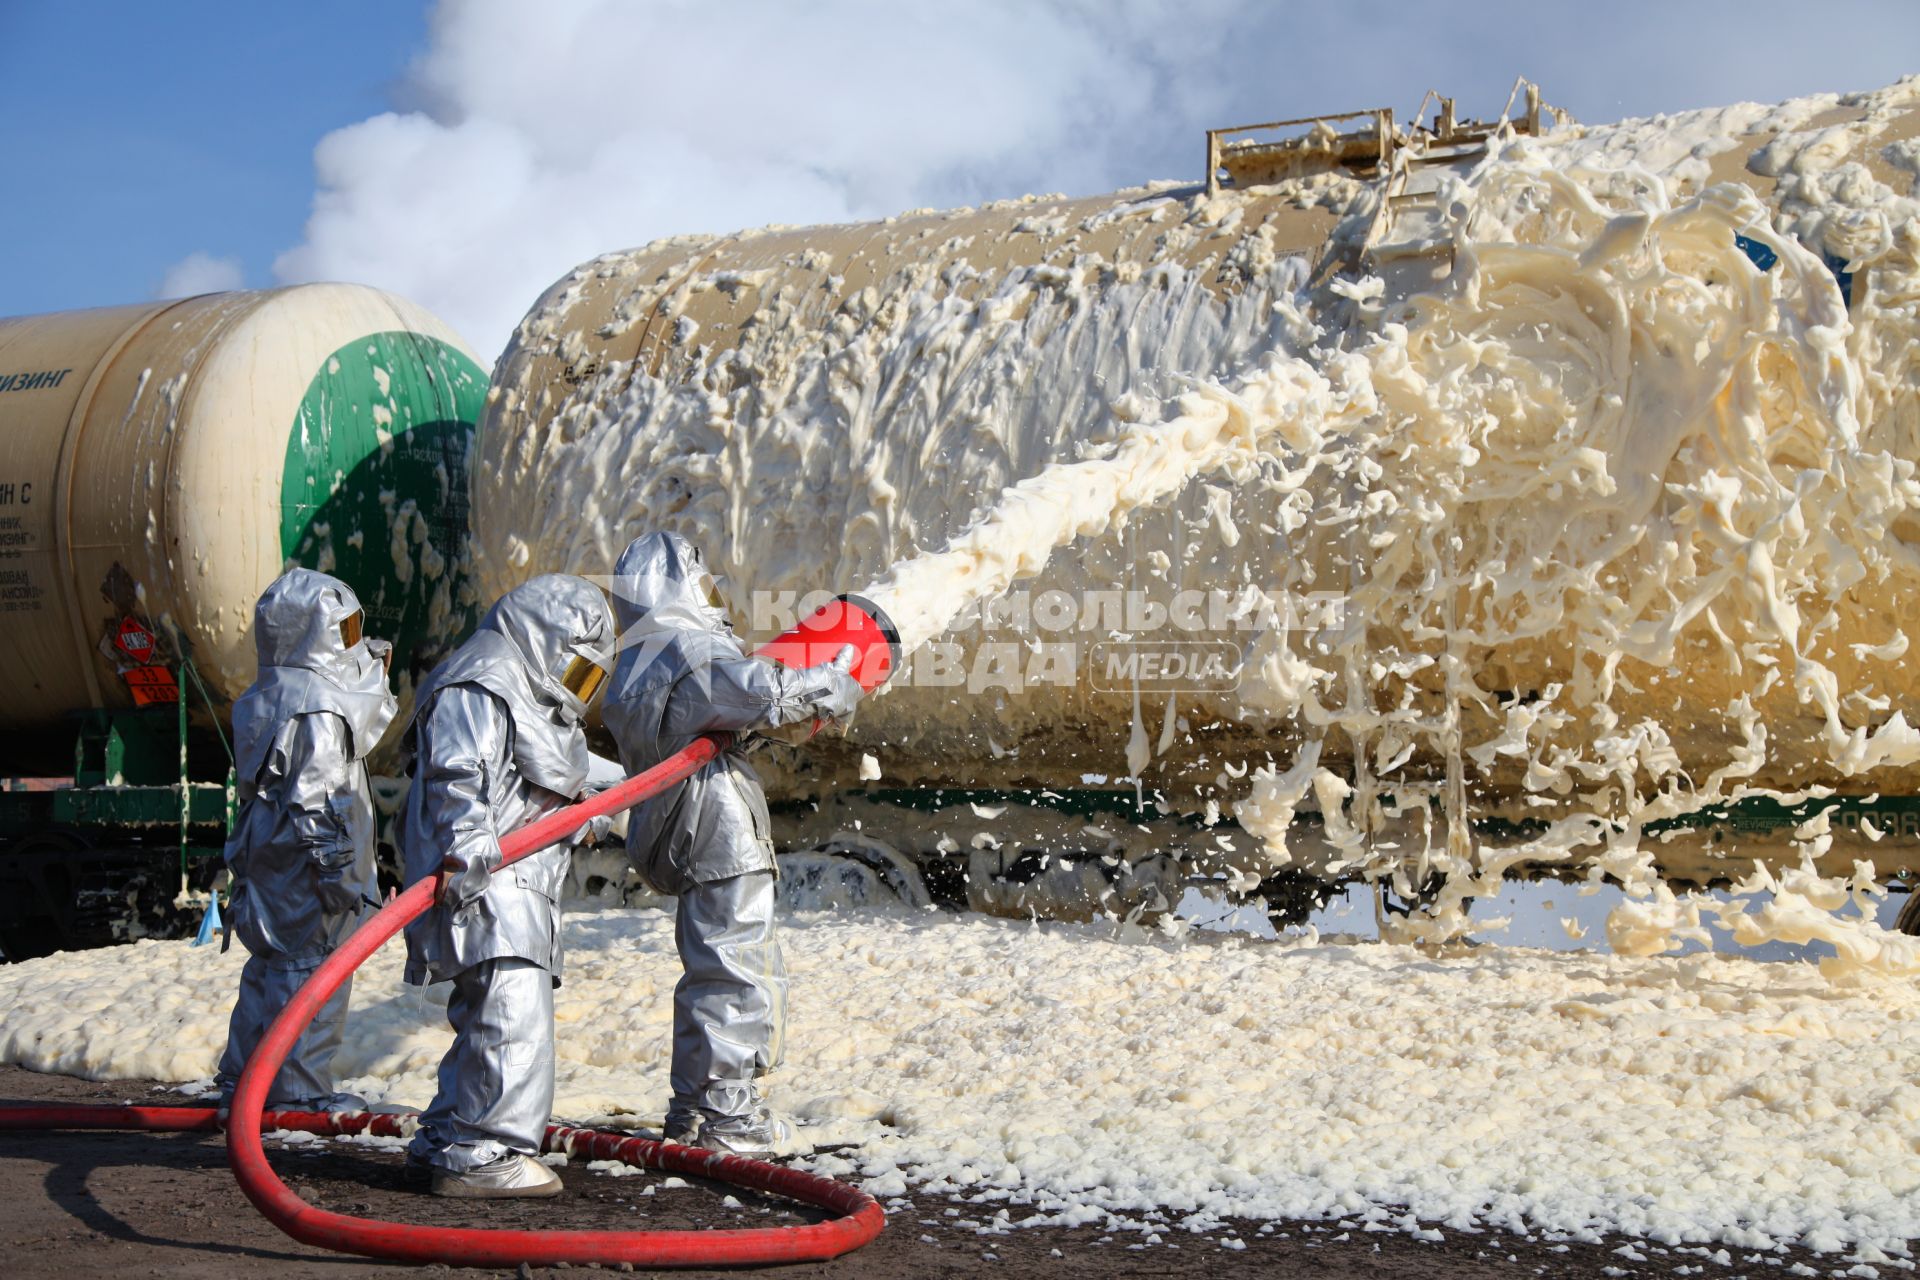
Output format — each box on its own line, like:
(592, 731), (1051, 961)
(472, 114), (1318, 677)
(114, 616), (156, 665)
(123, 664), (178, 707)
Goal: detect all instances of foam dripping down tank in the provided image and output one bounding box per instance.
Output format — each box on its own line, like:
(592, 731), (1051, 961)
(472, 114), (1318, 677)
(472, 83), (1920, 818)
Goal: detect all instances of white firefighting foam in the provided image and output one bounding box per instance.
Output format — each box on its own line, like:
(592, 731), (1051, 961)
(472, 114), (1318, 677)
(858, 77), (1920, 956)
(475, 77), (1920, 953)
(2, 909), (1918, 1259)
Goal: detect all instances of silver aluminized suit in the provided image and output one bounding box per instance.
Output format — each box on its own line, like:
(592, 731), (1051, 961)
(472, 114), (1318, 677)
(602, 532), (863, 1145)
(400, 575), (615, 1174)
(217, 569), (397, 1109)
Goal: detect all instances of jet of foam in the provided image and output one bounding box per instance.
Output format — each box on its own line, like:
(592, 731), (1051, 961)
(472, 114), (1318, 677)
(859, 98), (1920, 969)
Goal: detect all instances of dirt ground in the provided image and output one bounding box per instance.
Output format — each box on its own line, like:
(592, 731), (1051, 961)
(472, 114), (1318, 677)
(0, 1065), (1883, 1279)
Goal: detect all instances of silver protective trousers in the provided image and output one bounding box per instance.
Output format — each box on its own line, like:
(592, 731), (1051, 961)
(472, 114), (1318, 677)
(216, 956), (353, 1107)
(409, 957), (556, 1172)
(671, 872), (787, 1121)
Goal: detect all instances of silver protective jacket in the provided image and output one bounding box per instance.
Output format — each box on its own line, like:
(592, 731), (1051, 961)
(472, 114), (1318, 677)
(602, 532), (861, 896)
(225, 570), (397, 967)
(400, 576), (615, 986)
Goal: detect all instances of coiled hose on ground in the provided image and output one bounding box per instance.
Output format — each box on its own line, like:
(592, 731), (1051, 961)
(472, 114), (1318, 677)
(0, 733), (886, 1268)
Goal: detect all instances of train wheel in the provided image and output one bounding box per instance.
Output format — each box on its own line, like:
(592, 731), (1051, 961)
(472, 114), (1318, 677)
(0, 828), (90, 960)
(778, 836), (930, 912)
(1255, 867), (1343, 929)
(1897, 887), (1920, 936)
(0, 917), (64, 963)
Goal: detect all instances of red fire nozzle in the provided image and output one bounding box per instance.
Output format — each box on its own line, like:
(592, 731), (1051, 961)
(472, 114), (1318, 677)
(755, 592), (901, 696)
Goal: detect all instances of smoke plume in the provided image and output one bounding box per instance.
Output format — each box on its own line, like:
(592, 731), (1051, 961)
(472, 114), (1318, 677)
(271, 0), (1920, 358)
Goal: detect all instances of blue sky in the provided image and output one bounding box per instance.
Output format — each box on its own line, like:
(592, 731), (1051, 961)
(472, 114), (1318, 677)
(3, 2), (1917, 354)
(0, 2), (425, 315)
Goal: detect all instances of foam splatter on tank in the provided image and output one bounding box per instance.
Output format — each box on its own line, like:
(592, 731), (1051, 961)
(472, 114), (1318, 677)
(473, 80), (1920, 843)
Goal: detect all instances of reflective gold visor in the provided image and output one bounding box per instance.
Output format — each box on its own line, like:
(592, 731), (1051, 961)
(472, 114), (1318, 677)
(697, 573), (724, 611)
(561, 655), (609, 706)
(339, 609), (365, 650)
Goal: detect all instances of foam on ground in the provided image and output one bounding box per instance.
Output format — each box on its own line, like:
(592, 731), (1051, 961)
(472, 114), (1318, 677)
(2, 907), (1916, 1260)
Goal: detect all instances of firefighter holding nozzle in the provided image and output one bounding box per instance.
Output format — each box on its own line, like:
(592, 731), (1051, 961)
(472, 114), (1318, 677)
(604, 532), (865, 1157)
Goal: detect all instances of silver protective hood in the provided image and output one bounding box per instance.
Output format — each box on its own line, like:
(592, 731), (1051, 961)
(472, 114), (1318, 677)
(606, 532), (742, 706)
(233, 569), (397, 782)
(604, 530), (863, 895)
(406, 574), (615, 797)
(610, 531), (731, 641)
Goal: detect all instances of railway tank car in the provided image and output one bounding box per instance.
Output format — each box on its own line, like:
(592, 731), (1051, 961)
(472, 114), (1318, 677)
(469, 82), (1920, 913)
(0, 284), (486, 955)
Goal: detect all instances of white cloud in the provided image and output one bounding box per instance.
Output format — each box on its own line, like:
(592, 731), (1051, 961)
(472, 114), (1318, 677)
(272, 0), (1920, 359)
(272, 0), (1247, 356)
(157, 251), (245, 299)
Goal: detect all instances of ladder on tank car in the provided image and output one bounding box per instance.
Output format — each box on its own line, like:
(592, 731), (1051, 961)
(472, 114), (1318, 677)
(1363, 79), (1567, 272)
(1203, 79), (1569, 286)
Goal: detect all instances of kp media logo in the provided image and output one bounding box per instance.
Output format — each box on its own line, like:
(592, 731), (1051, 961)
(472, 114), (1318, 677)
(1088, 639), (1243, 694)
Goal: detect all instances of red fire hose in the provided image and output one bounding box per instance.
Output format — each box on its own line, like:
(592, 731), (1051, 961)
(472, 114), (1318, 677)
(1, 733), (885, 1267)
(0, 595), (905, 1266)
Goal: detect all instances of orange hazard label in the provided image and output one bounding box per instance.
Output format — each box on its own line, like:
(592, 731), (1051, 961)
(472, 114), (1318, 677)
(123, 664), (178, 707)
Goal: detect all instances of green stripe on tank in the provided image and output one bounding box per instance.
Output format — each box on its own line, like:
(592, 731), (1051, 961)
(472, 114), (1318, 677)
(279, 331), (489, 676)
